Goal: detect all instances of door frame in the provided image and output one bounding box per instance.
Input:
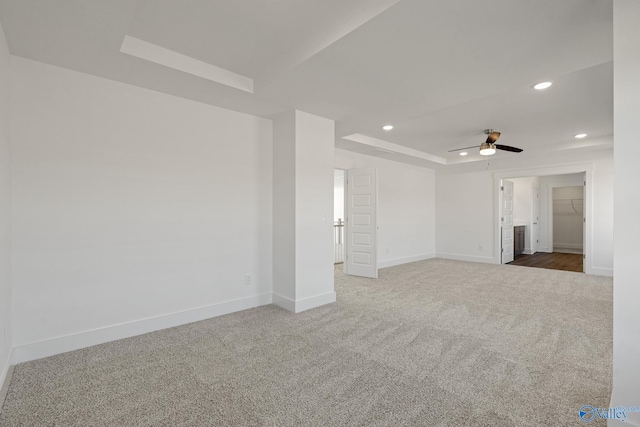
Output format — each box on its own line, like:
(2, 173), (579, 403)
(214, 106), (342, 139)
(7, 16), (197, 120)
(531, 183), (539, 254)
(493, 163), (594, 274)
(547, 181), (585, 255)
(334, 168), (347, 268)
(499, 179), (515, 264)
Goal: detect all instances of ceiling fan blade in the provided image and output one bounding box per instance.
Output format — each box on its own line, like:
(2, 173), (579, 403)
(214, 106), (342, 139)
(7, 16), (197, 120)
(485, 131), (501, 143)
(495, 144), (523, 153)
(447, 145), (478, 152)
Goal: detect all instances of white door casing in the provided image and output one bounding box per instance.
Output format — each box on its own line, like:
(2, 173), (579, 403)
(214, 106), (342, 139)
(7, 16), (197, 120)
(501, 179), (514, 264)
(532, 184), (540, 254)
(346, 168), (378, 278)
(582, 178), (586, 268)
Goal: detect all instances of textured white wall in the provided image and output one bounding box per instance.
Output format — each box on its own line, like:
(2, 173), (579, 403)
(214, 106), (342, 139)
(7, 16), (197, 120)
(0, 21), (13, 385)
(10, 57), (273, 359)
(335, 149), (435, 268)
(612, 0), (640, 424)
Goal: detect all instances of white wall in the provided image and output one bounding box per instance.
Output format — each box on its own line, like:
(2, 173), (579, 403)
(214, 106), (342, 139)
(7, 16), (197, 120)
(552, 186), (583, 251)
(0, 21), (13, 387)
(436, 170), (495, 263)
(435, 150), (613, 275)
(612, 1), (640, 424)
(10, 57), (273, 362)
(335, 149), (435, 268)
(512, 177), (534, 225)
(293, 111), (335, 304)
(590, 158), (615, 276)
(273, 112), (296, 302)
(273, 111), (335, 312)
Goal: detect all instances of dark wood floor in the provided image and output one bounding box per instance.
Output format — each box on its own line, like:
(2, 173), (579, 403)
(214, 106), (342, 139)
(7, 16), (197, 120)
(508, 252), (583, 272)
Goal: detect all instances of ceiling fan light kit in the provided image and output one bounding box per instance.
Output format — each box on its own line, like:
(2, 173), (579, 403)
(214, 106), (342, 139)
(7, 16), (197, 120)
(480, 129), (499, 155)
(479, 142), (496, 156)
(448, 129), (523, 156)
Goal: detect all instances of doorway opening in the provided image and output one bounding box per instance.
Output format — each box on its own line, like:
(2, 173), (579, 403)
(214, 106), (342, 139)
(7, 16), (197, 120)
(498, 172), (586, 273)
(552, 186), (584, 254)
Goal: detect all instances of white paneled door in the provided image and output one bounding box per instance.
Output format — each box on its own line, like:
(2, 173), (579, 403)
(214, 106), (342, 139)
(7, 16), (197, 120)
(346, 168), (378, 278)
(501, 179), (514, 264)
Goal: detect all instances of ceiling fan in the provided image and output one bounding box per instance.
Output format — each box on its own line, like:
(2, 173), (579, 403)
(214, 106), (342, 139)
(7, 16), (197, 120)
(449, 129), (523, 156)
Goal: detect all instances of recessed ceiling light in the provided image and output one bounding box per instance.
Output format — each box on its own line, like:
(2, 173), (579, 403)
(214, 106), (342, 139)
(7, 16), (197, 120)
(533, 81), (553, 90)
(574, 133), (587, 139)
(382, 125), (393, 131)
(459, 152), (468, 156)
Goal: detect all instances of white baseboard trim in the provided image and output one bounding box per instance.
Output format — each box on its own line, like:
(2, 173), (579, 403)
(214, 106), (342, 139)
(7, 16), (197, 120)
(588, 267), (613, 277)
(554, 243), (583, 250)
(436, 253), (496, 264)
(378, 253), (435, 269)
(523, 248), (534, 255)
(272, 293), (296, 312)
(294, 292), (336, 313)
(0, 347), (15, 409)
(14, 293), (273, 364)
(272, 291), (336, 313)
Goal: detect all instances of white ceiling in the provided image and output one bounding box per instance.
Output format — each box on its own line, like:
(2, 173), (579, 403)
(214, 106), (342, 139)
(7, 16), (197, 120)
(0, 0), (613, 169)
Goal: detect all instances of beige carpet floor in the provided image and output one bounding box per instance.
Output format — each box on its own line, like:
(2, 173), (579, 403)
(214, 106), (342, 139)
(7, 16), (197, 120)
(0, 259), (612, 426)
